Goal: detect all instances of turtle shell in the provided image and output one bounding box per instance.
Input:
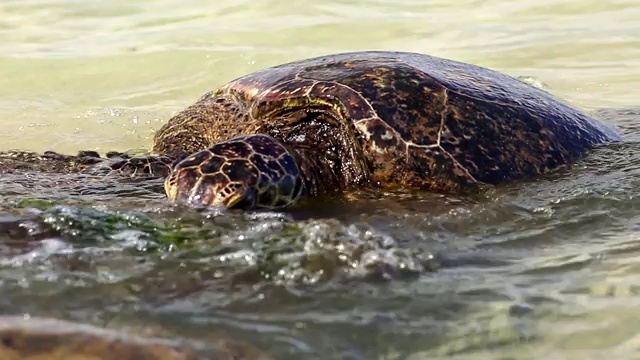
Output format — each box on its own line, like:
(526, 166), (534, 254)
(196, 51), (622, 192)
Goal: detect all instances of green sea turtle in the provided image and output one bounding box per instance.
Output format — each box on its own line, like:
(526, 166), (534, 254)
(0, 51), (621, 209)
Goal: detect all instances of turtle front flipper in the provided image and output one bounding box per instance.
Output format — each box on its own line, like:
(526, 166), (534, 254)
(104, 153), (179, 178)
(0, 150), (104, 174)
(0, 150), (180, 180)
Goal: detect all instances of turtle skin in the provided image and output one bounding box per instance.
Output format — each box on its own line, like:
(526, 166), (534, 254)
(0, 51), (622, 209)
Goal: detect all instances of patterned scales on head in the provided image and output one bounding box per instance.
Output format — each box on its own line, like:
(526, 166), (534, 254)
(0, 51), (621, 209)
(164, 135), (304, 209)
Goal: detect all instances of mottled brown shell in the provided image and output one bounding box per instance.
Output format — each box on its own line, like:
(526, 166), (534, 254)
(160, 51), (622, 193)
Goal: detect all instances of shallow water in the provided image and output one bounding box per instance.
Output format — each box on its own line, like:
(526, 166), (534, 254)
(1, 0), (640, 358)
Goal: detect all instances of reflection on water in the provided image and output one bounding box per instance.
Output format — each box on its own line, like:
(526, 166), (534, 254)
(1, 0), (640, 358)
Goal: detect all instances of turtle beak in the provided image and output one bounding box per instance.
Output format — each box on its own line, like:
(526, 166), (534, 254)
(222, 187), (258, 209)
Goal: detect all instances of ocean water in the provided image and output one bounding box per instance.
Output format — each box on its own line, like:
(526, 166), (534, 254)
(1, 0), (640, 358)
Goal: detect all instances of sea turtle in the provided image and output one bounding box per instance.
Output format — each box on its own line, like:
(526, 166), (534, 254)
(0, 51), (621, 209)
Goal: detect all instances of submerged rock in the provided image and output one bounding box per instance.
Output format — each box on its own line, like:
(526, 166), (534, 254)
(0, 316), (270, 360)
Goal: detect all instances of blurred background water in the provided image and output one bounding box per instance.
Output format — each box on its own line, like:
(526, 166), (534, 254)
(1, 0), (640, 358)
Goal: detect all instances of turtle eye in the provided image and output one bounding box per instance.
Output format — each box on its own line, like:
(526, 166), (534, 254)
(223, 186), (257, 209)
(325, 147), (339, 161)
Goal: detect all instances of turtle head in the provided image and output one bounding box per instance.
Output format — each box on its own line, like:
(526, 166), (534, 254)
(164, 135), (305, 210)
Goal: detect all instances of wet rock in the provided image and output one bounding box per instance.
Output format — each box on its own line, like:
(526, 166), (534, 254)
(0, 316), (270, 360)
